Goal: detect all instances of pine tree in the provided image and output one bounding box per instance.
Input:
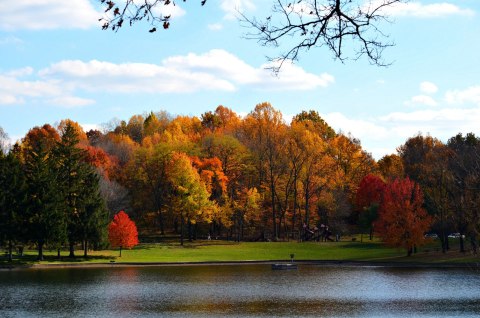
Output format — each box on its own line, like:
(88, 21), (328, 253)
(0, 152), (27, 261)
(24, 144), (66, 261)
(55, 122), (108, 258)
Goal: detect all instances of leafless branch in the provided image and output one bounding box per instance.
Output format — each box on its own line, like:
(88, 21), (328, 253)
(240, 0), (404, 74)
(99, 0), (206, 32)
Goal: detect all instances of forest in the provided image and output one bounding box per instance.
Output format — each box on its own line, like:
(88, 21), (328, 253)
(1, 102), (480, 259)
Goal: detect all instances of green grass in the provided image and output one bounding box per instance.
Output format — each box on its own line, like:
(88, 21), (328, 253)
(2, 237), (479, 266)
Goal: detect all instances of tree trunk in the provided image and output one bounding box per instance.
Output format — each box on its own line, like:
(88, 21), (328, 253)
(158, 210), (165, 235)
(180, 212), (184, 246)
(407, 247), (413, 256)
(38, 241), (44, 261)
(188, 219), (193, 242)
(83, 239), (88, 258)
(69, 242), (75, 258)
(8, 240), (13, 262)
(119, 246), (122, 257)
(57, 248), (61, 259)
(460, 234), (465, 253)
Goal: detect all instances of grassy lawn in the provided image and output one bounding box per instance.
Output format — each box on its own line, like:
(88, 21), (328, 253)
(2, 236), (479, 266)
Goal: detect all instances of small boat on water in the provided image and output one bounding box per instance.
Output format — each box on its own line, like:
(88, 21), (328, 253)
(271, 263), (298, 270)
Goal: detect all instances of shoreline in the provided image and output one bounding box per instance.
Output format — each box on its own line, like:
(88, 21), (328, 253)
(2, 259), (479, 270)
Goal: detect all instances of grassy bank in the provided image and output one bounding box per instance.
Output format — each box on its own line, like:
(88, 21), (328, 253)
(2, 237), (479, 267)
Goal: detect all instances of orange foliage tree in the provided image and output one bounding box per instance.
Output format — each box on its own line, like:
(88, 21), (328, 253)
(376, 178), (432, 256)
(108, 211), (139, 256)
(356, 174), (386, 241)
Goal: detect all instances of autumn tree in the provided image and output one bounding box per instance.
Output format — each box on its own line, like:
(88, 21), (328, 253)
(21, 124), (60, 161)
(377, 154), (404, 181)
(124, 143), (174, 234)
(447, 133), (480, 253)
(241, 102), (287, 240)
(234, 187), (261, 241)
(290, 113), (334, 233)
(377, 178), (432, 256)
(398, 134), (451, 252)
(201, 134), (251, 200)
(108, 211), (139, 256)
(168, 152), (213, 245)
(214, 105), (241, 134)
(57, 119), (88, 143)
(329, 134), (375, 195)
(356, 174), (386, 241)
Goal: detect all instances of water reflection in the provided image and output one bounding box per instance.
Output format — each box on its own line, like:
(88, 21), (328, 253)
(1, 265), (480, 317)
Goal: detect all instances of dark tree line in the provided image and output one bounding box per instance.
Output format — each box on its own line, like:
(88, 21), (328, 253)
(0, 123), (108, 261)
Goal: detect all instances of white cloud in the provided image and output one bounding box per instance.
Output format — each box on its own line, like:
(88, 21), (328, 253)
(0, 74), (62, 102)
(445, 86), (480, 106)
(0, 95), (23, 105)
(208, 23), (224, 31)
(0, 69), (93, 107)
(40, 49), (334, 93)
(323, 112), (389, 141)
(0, 35), (23, 45)
(420, 81), (438, 94)
(318, 106), (480, 159)
(0, 0), (100, 30)
(369, 1), (475, 18)
(40, 58), (237, 93)
(48, 96), (96, 108)
(405, 95), (438, 107)
(220, 0), (256, 20)
(80, 123), (101, 132)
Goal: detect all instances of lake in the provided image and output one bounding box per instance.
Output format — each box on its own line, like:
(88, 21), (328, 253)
(1, 264), (480, 317)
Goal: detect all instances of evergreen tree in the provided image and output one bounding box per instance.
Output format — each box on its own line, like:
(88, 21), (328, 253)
(77, 171), (109, 257)
(24, 144), (66, 261)
(55, 122), (108, 257)
(0, 151), (27, 261)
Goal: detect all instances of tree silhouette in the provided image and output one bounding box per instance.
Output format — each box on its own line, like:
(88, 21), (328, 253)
(99, 0), (405, 71)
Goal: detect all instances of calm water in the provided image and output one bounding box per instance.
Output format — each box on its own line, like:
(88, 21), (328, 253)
(1, 264), (480, 317)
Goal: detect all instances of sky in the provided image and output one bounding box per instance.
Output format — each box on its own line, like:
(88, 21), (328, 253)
(1, 0), (479, 159)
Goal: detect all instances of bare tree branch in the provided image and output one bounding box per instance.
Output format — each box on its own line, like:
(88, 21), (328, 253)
(240, 0), (404, 74)
(99, 0), (206, 32)
(98, 0), (405, 73)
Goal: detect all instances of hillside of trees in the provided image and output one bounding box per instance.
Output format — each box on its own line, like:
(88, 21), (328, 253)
(1, 103), (480, 258)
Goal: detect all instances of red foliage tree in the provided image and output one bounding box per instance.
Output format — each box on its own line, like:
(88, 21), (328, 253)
(355, 174), (386, 240)
(356, 174), (386, 209)
(108, 211), (139, 256)
(81, 145), (119, 180)
(376, 178), (432, 256)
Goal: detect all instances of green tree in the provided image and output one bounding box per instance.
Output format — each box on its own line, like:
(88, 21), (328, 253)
(24, 143), (66, 261)
(0, 151), (26, 261)
(55, 122), (107, 258)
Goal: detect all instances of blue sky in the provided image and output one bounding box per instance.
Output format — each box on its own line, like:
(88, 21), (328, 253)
(1, 0), (479, 159)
